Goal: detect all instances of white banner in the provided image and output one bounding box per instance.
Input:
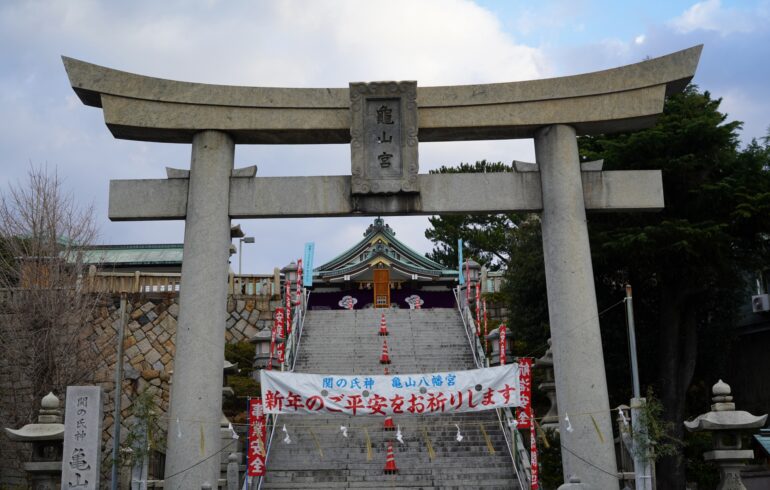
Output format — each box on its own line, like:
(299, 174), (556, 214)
(260, 364), (521, 416)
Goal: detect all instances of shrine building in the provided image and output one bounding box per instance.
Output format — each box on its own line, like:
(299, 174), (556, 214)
(305, 218), (463, 310)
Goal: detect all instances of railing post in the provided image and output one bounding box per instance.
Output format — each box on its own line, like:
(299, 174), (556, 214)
(226, 453), (239, 490)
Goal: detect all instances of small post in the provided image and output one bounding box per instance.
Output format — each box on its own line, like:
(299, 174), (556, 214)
(227, 453), (239, 490)
(111, 293), (128, 490)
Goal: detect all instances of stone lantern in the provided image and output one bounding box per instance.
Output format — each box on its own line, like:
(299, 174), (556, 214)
(535, 338), (559, 429)
(684, 379), (767, 489)
(462, 259), (482, 310)
(4, 392), (64, 490)
(249, 328), (281, 371)
(485, 327), (511, 366)
(281, 261), (299, 294)
(464, 258), (481, 283)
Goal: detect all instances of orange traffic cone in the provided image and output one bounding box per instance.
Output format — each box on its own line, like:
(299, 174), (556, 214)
(380, 338), (391, 364)
(383, 440), (399, 474)
(378, 313), (389, 336)
(384, 414), (395, 431)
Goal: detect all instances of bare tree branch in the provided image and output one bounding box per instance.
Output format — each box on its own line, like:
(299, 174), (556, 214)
(0, 165), (101, 435)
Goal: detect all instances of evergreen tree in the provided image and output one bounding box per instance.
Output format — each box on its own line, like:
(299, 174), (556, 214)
(424, 160), (521, 269)
(425, 86), (770, 487)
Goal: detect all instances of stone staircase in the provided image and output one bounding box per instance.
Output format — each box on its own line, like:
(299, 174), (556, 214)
(261, 308), (521, 489)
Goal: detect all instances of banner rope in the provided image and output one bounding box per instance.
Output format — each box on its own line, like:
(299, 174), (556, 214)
(151, 404), (628, 429)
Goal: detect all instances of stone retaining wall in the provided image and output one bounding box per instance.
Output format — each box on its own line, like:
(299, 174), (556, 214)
(1, 292), (279, 489)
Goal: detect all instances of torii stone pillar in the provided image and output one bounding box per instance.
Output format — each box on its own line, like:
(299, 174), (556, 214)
(537, 124), (617, 486)
(165, 131), (234, 486)
(62, 45), (702, 488)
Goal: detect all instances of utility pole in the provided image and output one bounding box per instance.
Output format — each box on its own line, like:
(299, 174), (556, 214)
(111, 293), (128, 489)
(239, 236), (255, 276)
(625, 284), (654, 490)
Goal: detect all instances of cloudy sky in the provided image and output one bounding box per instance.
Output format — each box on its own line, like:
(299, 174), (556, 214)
(1, 0), (768, 273)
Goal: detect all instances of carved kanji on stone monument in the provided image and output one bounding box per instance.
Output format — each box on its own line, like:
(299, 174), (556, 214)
(350, 81), (418, 194)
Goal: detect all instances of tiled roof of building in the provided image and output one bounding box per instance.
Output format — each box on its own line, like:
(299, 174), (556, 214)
(314, 218), (455, 279)
(80, 244), (183, 266)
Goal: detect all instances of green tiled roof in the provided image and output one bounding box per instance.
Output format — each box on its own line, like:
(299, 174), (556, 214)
(80, 244), (183, 266)
(314, 218), (455, 277)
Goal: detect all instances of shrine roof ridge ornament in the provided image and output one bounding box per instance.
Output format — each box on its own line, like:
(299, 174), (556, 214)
(62, 45), (701, 144)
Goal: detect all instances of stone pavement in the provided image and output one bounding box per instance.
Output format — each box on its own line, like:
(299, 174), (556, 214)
(262, 308), (520, 489)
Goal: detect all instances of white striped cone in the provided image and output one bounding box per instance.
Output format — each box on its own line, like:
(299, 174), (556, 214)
(383, 440), (399, 474)
(379, 338), (391, 364)
(378, 313), (388, 336)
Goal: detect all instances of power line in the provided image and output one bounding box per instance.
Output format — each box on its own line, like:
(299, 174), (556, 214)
(163, 439), (238, 482)
(560, 442), (620, 479)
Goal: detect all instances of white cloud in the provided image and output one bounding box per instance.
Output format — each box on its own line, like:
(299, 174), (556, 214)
(719, 88), (770, 143)
(670, 0), (761, 36)
(634, 34), (646, 45)
(0, 0), (546, 86)
(512, 0), (587, 39)
(0, 0), (548, 272)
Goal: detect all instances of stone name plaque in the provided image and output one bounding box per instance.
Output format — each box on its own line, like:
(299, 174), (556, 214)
(350, 81), (418, 194)
(61, 386), (103, 490)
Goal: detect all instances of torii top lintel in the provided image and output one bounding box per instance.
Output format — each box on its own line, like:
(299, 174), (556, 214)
(62, 45), (701, 145)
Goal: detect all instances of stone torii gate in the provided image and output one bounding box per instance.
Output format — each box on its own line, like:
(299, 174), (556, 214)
(63, 45), (701, 489)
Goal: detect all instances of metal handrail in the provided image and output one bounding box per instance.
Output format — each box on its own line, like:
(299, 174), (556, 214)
(452, 287), (485, 369)
(453, 285), (530, 489)
(256, 288), (310, 490)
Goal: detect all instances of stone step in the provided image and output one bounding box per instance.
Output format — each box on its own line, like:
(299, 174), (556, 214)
(264, 307), (519, 489)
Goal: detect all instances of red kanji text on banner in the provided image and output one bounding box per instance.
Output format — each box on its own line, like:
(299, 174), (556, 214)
(247, 398), (266, 476)
(516, 357), (533, 429)
(260, 364), (522, 416)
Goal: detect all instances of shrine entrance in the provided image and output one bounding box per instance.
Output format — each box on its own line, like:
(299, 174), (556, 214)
(373, 268), (390, 308)
(63, 45), (702, 488)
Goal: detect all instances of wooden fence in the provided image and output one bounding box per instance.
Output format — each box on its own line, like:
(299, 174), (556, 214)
(82, 269), (280, 296)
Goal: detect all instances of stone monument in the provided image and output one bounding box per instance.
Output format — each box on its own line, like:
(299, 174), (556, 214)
(63, 45), (702, 488)
(61, 386), (104, 490)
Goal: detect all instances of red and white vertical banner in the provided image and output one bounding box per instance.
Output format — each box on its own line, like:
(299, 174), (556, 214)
(530, 420), (539, 489)
(285, 282), (292, 335)
(516, 357), (533, 428)
(275, 307), (286, 364)
(498, 324), (507, 365)
(474, 282), (481, 336)
(248, 398), (267, 476)
(296, 258), (303, 306)
(483, 299), (489, 350)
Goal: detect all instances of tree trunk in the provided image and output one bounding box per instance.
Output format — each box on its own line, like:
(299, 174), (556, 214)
(656, 283), (699, 489)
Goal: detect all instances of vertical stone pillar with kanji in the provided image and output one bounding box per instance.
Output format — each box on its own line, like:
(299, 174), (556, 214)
(61, 386), (104, 490)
